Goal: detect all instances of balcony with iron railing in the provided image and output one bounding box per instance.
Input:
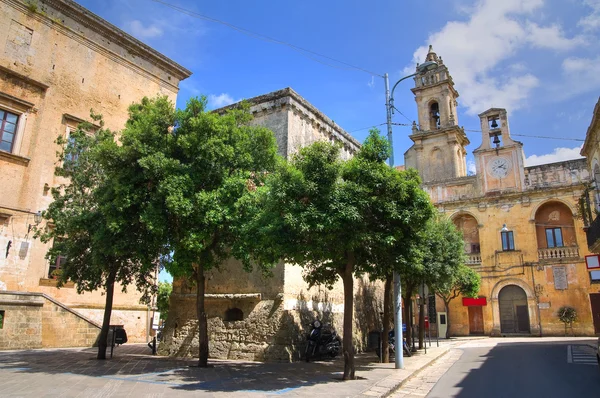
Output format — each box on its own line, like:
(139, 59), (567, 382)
(537, 246), (579, 261)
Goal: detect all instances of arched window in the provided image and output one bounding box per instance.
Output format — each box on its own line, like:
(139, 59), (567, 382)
(430, 102), (440, 130)
(224, 308), (244, 322)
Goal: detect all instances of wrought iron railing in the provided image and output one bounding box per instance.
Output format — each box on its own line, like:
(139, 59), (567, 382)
(537, 246), (579, 260)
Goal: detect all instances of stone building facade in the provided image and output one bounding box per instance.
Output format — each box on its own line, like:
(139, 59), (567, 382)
(0, 0), (190, 349)
(580, 97), (600, 333)
(159, 88), (384, 361)
(404, 46), (597, 337)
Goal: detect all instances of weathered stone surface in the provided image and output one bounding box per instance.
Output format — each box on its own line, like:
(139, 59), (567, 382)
(0, 0), (190, 348)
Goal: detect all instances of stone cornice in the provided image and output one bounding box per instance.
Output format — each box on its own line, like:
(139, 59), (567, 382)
(7, 0), (191, 89)
(216, 87), (361, 151)
(436, 182), (586, 208)
(581, 97), (600, 158)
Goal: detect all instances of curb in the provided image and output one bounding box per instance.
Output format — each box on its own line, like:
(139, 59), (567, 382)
(381, 347), (451, 397)
(359, 342), (460, 398)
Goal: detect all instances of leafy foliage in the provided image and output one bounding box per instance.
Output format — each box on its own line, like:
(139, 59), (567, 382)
(157, 281), (172, 321)
(557, 306), (577, 324)
(112, 96), (279, 366)
(247, 130), (434, 379)
(38, 113), (163, 359)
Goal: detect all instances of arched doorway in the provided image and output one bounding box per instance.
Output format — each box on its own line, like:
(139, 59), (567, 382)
(499, 285), (530, 334)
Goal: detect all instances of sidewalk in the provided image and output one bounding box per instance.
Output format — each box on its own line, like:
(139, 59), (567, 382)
(0, 339), (468, 397)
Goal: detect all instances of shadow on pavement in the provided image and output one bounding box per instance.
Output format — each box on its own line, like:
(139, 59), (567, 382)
(0, 344), (381, 394)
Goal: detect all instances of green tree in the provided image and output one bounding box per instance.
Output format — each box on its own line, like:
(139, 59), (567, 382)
(427, 225), (480, 340)
(114, 96), (279, 367)
(248, 130), (433, 379)
(157, 281), (172, 321)
(38, 115), (163, 360)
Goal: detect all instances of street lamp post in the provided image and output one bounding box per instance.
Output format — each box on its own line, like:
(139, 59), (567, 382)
(384, 60), (438, 369)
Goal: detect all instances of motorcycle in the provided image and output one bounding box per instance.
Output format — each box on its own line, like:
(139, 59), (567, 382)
(305, 319), (342, 362)
(375, 329), (412, 361)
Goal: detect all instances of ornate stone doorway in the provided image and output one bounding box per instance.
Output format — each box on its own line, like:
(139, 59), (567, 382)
(491, 278), (539, 336)
(498, 285), (530, 334)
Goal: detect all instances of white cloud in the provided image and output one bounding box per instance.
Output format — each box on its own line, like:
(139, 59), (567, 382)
(525, 146), (584, 166)
(407, 0), (582, 115)
(367, 76), (375, 88)
(579, 0), (600, 31)
(125, 20), (163, 39)
(209, 93), (238, 108)
(467, 160), (477, 175)
(525, 22), (583, 50)
(554, 55), (600, 100)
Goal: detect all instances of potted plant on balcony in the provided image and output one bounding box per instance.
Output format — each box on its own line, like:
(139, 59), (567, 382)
(557, 306), (577, 336)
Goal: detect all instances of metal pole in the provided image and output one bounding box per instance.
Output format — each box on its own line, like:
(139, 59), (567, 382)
(385, 73), (403, 369)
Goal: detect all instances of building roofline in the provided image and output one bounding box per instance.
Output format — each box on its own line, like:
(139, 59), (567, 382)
(25, 0), (192, 80)
(216, 87), (361, 149)
(581, 97), (600, 157)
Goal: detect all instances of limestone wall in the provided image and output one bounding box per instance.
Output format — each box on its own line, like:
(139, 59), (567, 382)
(159, 271), (384, 362)
(0, 0), (189, 348)
(0, 291), (43, 349)
(41, 294), (100, 348)
(524, 159), (589, 190)
(0, 291), (106, 349)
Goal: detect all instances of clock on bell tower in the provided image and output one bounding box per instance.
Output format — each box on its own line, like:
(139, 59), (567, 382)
(474, 108), (525, 193)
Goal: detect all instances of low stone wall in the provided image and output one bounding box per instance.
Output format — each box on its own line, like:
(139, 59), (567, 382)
(0, 291), (101, 350)
(0, 292), (44, 350)
(41, 296), (101, 348)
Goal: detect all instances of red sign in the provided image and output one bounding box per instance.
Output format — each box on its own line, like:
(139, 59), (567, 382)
(462, 297), (487, 306)
(586, 254), (600, 270)
(425, 316), (429, 329)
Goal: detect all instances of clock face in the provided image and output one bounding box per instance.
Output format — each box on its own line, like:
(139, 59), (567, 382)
(488, 157), (511, 178)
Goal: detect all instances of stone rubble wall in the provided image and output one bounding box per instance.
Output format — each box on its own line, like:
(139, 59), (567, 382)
(159, 275), (385, 362)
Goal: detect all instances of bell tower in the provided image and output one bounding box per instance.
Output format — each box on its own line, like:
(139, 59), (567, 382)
(404, 46), (469, 183)
(473, 108), (526, 193)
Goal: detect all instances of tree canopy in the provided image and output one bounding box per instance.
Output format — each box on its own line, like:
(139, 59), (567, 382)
(247, 130), (434, 379)
(38, 114), (163, 359)
(110, 96), (280, 366)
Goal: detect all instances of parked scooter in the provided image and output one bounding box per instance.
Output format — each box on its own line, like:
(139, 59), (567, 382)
(305, 319), (342, 362)
(375, 329), (412, 361)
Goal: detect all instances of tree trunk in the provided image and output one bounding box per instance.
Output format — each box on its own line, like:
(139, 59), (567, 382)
(402, 287), (413, 347)
(419, 297), (425, 349)
(382, 276), (392, 363)
(444, 300), (451, 339)
(196, 264), (209, 367)
(342, 254), (355, 380)
(97, 270), (116, 360)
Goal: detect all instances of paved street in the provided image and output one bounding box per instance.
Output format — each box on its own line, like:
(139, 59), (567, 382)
(390, 337), (600, 398)
(0, 340), (459, 397)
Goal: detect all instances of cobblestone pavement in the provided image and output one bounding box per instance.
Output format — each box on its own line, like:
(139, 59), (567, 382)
(388, 349), (463, 398)
(0, 340), (465, 398)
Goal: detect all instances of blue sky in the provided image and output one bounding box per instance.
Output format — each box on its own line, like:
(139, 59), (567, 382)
(75, 0), (600, 281)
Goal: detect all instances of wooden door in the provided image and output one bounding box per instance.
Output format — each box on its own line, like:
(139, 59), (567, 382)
(468, 306), (484, 335)
(590, 293), (600, 334)
(515, 305), (530, 333)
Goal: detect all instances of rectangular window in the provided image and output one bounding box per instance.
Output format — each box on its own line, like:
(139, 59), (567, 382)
(0, 310), (4, 329)
(471, 243), (481, 253)
(545, 228), (563, 248)
(501, 231), (515, 251)
(0, 109), (19, 152)
(48, 238), (67, 278)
